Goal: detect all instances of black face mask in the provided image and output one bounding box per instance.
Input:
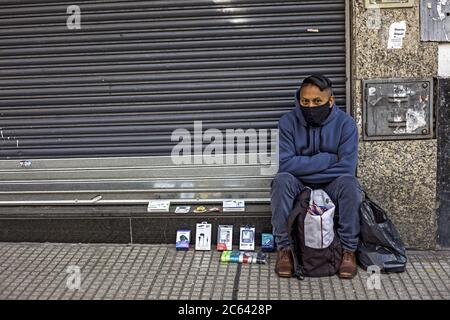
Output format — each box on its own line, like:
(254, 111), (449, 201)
(299, 102), (331, 127)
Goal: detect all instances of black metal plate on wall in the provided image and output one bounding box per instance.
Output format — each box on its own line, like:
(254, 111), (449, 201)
(437, 78), (450, 247)
(362, 79), (434, 140)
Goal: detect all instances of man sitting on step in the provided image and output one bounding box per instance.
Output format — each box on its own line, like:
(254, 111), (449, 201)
(271, 74), (363, 279)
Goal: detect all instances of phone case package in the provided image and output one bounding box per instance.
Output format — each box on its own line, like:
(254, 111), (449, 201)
(176, 230), (191, 250)
(239, 226), (255, 251)
(217, 225), (233, 251)
(261, 233), (275, 252)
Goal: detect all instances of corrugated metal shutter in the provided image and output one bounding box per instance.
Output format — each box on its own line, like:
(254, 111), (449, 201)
(0, 0), (346, 159)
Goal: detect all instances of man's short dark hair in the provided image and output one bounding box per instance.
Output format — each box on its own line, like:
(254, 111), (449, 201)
(300, 74), (333, 94)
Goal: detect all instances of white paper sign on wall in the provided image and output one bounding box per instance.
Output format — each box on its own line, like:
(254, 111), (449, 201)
(388, 21), (407, 49)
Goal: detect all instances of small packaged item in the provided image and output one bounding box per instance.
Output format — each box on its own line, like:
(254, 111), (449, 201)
(208, 207), (221, 213)
(220, 251), (267, 264)
(222, 200), (245, 212)
(261, 233), (275, 252)
(217, 225), (233, 251)
(147, 200), (170, 212)
(220, 250), (230, 263)
(195, 221), (212, 250)
(230, 250), (241, 263)
(240, 252), (267, 264)
(174, 206), (191, 214)
(220, 250), (239, 263)
(239, 225), (255, 251)
(194, 205), (207, 213)
(176, 230), (191, 250)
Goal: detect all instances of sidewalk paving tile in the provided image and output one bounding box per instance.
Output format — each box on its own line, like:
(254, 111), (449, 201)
(0, 243), (449, 300)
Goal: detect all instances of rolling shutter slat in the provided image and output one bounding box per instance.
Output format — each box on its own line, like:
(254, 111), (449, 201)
(0, 0), (346, 159)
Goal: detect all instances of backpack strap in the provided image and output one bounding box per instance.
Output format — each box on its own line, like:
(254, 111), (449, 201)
(287, 187), (312, 236)
(287, 187), (312, 280)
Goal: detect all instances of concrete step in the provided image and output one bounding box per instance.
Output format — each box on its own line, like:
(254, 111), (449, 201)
(0, 204), (272, 244)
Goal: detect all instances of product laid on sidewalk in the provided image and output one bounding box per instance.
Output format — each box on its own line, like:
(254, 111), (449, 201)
(176, 230), (191, 251)
(151, 199), (246, 215)
(222, 200), (245, 212)
(261, 233), (275, 252)
(174, 206), (191, 214)
(171, 199), (273, 266)
(239, 225), (255, 251)
(195, 222), (212, 250)
(175, 224), (274, 252)
(220, 250), (267, 264)
(217, 225), (233, 251)
(193, 206), (208, 214)
(147, 200), (171, 212)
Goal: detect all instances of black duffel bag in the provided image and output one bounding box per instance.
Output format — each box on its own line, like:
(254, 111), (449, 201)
(357, 194), (407, 273)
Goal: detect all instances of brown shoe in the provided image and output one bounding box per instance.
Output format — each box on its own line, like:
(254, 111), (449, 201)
(275, 247), (294, 278)
(339, 250), (357, 279)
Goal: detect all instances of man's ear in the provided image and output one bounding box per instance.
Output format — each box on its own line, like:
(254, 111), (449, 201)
(329, 95), (335, 107)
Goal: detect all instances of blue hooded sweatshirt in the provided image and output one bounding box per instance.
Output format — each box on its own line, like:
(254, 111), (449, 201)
(277, 88), (358, 184)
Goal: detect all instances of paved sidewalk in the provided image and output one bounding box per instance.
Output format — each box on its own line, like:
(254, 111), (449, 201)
(0, 243), (449, 300)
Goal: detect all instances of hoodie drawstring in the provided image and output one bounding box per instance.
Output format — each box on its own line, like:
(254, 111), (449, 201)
(306, 126), (310, 152)
(318, 126), (322, 152)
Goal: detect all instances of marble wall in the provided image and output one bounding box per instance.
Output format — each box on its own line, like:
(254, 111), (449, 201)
(351, 0), (438, 249)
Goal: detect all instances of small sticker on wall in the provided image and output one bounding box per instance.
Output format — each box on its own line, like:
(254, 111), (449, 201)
(388, 21), (406, 49)
(366, 7), (381, 30)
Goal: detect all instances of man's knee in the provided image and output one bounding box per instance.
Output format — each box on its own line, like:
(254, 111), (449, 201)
(271, 172), (298, 191)
(333, 175), (362, 198)
(334, 175), (360, 189)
